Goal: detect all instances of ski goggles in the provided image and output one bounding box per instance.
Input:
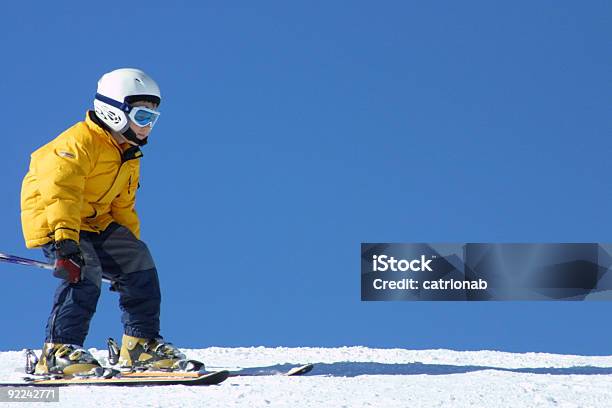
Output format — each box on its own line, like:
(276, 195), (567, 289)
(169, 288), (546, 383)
(94, 93), (161, 128)
(128, 106), (161, 128)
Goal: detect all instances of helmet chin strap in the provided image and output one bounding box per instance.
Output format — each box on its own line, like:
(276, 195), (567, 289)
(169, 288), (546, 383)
(122, 127), (148, 146)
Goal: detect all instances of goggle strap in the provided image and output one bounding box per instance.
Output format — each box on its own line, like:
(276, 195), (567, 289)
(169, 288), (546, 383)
(95, 93), (131, 112)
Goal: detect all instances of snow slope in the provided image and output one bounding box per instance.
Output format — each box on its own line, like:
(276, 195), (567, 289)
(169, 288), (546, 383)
(1, 346), (612, 407)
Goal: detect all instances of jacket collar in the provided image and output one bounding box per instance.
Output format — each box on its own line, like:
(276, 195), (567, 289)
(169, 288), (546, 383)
(85, 110), (113, 137)
(85, 111), (143, 162)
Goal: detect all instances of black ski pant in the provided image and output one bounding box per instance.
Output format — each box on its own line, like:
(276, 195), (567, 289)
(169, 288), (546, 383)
(42, 223), (161, 346)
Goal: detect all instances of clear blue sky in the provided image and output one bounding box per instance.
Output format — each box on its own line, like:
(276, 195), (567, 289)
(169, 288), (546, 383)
(1, 1), (610, 355)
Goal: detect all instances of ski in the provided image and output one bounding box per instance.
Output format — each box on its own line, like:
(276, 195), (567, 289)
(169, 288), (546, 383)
(118, 363), (314, 378)
(230, 363), (314, 377)
(14, 341), (312, 387)
(284, 363), (314, 376)
(0, 370), (229, 387)
(105, 337), (313, 378)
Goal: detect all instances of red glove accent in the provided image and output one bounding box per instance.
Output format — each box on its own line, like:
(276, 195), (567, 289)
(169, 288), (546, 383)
(54, 258), (82, 283)
(53, 239), (84, 283)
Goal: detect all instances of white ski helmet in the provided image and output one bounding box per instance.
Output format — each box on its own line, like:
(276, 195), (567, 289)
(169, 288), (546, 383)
(94, 68), (161, 145)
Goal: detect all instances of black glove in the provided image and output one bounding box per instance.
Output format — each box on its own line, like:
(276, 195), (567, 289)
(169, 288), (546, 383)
(53, 239), (84, 283)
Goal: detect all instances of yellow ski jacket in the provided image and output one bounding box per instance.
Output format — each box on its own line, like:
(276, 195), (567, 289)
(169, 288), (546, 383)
(21, 111), (143, 248)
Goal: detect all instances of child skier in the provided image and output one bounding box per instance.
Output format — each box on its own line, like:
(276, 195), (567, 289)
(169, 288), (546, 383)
(21, 68), (187, 375)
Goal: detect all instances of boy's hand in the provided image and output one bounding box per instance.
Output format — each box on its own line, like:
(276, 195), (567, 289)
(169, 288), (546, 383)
(54, 239), (84, 283)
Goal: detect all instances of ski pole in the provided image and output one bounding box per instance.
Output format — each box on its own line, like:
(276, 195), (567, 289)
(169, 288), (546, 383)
(0, 252), (112, 284)
(0, 252), (54, 271)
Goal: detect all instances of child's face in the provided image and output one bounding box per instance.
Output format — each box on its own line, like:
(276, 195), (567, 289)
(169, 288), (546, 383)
(128, 100), (159, 142)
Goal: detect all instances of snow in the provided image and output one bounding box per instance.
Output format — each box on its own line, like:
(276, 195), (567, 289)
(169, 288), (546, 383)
(1, 346), (612, 407)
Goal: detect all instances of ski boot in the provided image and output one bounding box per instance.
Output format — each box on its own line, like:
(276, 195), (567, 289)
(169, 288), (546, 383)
(33, 343), (101, 376)
(117, 334), (201, 371)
